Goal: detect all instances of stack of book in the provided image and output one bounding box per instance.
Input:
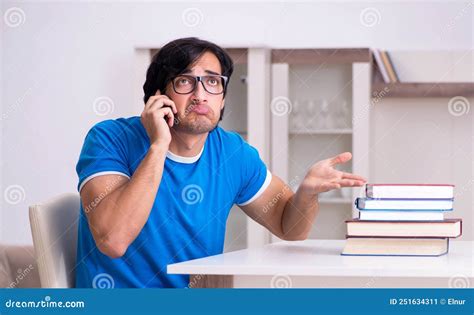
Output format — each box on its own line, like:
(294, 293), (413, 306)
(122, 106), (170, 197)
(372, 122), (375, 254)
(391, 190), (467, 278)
(342, 184), (462, 257)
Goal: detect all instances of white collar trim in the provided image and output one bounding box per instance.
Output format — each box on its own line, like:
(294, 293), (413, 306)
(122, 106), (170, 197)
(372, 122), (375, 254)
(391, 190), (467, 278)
(166, 144), (205, 164)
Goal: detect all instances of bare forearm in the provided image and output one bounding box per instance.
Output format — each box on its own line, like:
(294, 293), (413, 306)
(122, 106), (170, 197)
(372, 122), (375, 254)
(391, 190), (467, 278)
(281, 191), (319, 240)
(245, 152), (365, 242)
(98, 145), (167, 248)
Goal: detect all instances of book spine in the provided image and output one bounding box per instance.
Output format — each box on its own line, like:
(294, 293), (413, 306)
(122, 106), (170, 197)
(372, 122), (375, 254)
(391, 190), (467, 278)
(363, 197), (454, 201)
(345, 234), (459, 239)
(380, 51), (397, 83)
(385, 52), (399, 82)
(354, 198), (361, 209)
(372, 49), (390, 83)
(358, 208), (453, 212)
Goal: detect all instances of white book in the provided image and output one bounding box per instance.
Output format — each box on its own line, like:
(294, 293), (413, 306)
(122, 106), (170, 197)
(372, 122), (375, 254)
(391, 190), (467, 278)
(372, 49), (390, 83)
(342, 238), (449, 256)
(346, 219), (462, 238)
(366, 184), (454, 199)
(355, 198), (453, 211)
(359, 210), (444, 221)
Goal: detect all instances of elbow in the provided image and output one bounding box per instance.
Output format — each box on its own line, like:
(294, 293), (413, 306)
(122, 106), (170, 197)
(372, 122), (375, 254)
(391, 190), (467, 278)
(280, 227), (310, 241)
(95, 233), (130, 259)
(292, 234), (308, 241)
(281, 234), (308, 241)
(279, 224), (310, 241)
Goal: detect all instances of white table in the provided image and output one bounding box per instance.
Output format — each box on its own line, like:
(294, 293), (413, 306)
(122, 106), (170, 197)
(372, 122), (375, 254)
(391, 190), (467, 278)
(167, 240), (473, 288)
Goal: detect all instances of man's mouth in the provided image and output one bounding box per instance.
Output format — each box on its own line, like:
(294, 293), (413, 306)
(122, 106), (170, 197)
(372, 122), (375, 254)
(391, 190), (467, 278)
(189, 103), (210, 115)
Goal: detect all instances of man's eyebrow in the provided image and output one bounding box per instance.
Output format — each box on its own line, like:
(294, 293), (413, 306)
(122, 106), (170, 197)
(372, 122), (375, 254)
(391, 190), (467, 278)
(205, 70), (221, 75)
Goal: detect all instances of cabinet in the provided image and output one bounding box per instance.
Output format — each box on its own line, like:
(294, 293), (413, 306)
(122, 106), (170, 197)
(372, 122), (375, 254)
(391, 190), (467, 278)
(269, 49), (371, 242)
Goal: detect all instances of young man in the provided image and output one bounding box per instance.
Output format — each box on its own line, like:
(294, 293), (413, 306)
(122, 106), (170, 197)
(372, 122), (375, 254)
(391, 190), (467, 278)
(75, 37), (366, 288)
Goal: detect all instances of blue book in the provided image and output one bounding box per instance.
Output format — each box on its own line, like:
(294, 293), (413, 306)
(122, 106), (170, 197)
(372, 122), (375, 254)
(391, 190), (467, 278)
(355, 197), (453, 211)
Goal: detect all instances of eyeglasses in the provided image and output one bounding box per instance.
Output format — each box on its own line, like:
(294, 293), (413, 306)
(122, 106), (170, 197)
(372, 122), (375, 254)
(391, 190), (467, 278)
(171, 75), (228, 95)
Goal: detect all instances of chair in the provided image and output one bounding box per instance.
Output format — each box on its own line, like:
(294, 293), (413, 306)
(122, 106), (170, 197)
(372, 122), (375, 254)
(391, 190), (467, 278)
(29, 193), (80, 288)
(0, 244), (40, 288)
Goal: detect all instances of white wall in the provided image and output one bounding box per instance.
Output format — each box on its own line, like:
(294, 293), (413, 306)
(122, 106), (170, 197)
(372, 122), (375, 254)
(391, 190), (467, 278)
(370, 50), (473, 239)
(371, 97), (473, 240)
(1, 1), (472, 244)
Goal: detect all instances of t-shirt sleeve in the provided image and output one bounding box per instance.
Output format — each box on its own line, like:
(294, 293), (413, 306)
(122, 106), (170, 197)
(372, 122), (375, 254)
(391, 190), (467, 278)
(235, 139), (272, 206)
(76, 120), (131, 192)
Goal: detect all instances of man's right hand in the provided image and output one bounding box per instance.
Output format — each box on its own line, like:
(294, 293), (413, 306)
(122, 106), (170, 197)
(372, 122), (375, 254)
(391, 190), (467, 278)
(140, 89), (178, 149)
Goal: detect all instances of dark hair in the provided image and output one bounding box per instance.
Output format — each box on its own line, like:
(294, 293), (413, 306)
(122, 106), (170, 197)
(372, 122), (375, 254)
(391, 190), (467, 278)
(143, 37), (234, 121)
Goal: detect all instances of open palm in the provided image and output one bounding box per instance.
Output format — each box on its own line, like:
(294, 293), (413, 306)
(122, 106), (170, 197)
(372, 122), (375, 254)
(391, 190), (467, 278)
(299, 152), (366, 196)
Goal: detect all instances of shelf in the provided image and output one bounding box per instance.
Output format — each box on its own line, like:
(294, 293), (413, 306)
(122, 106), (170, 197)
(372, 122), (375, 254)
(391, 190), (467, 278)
(289, 129), (352, 135)
(372, 82), (474, 98)
(272, 48), (371, 64)
(225, 48), (248, 65)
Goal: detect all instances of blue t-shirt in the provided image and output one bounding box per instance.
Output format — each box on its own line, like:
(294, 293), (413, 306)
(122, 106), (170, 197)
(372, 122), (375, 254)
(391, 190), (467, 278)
(75, 116), (271, 288)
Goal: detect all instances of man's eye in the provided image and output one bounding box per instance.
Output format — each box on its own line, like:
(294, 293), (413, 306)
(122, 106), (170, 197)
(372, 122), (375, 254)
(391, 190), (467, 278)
(207, 79), (218, 85)
(179, 79), (190, 85)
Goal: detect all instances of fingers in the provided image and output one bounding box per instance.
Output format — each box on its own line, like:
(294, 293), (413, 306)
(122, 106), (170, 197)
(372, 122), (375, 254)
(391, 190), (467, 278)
(162, 107), (174, 127)
(147, 100), (169, 115)
(302, 178), (365, 195)
(146, 94), (178, 114)
(158, 106), (174, 128)
(329, 152), (352, 166)
(335, 179), (365, 187)
(341, 172), (367, 182)
(142, 103), (175, 127)
(151, 97), (178, 114)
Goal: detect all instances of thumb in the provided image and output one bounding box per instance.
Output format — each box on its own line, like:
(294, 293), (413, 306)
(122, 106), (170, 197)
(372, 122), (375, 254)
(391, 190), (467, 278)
(155, 89), (161, 96)
(329, 152), (352, 166)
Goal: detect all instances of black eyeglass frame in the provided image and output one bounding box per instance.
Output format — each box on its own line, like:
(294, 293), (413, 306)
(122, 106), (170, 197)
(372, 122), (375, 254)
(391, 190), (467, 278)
(170, 74), (229, 95)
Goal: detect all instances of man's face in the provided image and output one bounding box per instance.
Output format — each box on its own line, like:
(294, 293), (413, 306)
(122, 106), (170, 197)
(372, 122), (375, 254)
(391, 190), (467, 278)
(165, 51), (225, 134)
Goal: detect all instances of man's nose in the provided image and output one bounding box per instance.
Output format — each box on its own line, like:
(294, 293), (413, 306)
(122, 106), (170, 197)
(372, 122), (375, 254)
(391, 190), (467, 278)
(191, 80), (207, 101)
